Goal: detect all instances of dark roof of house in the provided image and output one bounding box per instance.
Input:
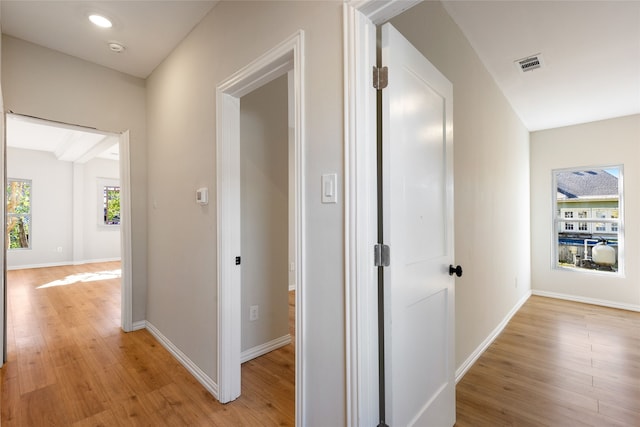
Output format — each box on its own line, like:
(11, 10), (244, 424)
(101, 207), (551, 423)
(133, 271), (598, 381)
(556, 169), (618, 199)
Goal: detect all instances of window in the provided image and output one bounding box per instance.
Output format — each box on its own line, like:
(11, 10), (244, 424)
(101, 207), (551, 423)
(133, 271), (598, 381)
(6, 179), (32, 250)
(554, 167), (623, 274)
(103, 185), (120, 225)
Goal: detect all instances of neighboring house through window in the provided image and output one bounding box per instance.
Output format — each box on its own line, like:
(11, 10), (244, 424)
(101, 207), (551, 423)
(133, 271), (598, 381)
(553, 167), (623, 274)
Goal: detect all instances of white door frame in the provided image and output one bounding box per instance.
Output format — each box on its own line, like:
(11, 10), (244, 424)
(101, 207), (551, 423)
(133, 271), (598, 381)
(343, 1), (422, 425)
(215, 31), (304, 424)
(118, 130), (134, 332)
(1, 112), (5, 365)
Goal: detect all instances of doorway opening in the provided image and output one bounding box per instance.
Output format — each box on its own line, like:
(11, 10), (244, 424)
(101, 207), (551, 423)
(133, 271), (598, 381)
(345, 2), (456, 425)
(3, 113), (133, 349)
(215, 31), (304, 425)
(237, 72), (295, 423)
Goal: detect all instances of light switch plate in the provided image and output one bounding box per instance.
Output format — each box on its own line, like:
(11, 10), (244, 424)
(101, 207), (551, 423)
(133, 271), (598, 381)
(321, 173), (337, 204)
(196, 187), (208, 205)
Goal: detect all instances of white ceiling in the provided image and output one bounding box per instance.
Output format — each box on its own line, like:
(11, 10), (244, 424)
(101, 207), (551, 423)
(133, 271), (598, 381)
(1, 1), (638, 131)
(1, 1), (217, 78)
(442, 1), (640, 131)
(7, 114), (120, 163)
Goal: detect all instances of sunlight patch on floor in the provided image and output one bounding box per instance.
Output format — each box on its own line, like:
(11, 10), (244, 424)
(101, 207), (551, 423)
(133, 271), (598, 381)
(37, 269), (122, 289)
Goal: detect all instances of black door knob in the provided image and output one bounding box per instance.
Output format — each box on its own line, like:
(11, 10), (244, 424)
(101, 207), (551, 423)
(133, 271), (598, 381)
(449, 265), (463, 277)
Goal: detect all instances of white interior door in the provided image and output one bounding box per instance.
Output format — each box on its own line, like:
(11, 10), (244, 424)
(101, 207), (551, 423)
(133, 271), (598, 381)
(381, 23), (455, 426)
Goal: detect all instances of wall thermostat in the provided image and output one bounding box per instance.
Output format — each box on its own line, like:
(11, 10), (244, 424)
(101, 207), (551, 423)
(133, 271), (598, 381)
(196, 187), (209, 205)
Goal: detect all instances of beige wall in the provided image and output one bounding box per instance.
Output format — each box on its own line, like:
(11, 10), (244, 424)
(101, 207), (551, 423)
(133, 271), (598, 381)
(1, 35), (148, 323)
(240, 74), (289, 353)
(5, 149), (120, 268)
(531, 115), (640, 309)
(7, 148), (73, 267)
(392, 1), (532, 372)
(145, 1), (344, 423)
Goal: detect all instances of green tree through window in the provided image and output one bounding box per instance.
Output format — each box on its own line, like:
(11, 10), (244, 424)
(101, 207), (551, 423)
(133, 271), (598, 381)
(6, 179), (32, 249)
(104, 185), (120, 225)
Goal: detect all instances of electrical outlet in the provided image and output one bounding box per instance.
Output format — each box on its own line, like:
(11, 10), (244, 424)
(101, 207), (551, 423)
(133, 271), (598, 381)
(56, 247), (63, 253)
(249, 305), (259, 321)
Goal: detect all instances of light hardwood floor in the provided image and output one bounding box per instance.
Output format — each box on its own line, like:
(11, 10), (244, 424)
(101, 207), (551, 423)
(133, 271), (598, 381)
(456, 295), (640, 426)
(1, 262), (295, 426)
(3, 264), (639, 426)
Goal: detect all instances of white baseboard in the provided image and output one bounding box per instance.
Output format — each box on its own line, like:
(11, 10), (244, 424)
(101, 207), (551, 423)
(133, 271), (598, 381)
(73, 257), (121, 265)
(144, 321), (219, 399)
(532, 290), (640, 312)
(7, 261), (71, 271)
(131, 320), (146, 331)
(8, 258), (121, 271)
(455, 290), (532, 383)
(241, 334), (291, 363)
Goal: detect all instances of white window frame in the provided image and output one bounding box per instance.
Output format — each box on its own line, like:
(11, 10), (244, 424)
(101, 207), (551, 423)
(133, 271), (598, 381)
(97, 178), (120, 228)
(552, 165), (624, 275)
(6, 178), (32, 250)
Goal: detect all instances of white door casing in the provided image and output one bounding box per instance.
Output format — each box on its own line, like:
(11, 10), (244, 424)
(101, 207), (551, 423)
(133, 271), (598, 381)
(1, 112), (5, 365)
(216, 31), (304, 424)
(1, 114), (134, 342)
(381, 23), (455, 426)
(344, 1), (426, 424)
(119, 130), (134, 332)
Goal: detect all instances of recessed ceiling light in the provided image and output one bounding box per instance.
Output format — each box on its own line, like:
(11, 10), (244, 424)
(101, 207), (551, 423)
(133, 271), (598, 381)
(89, 14), (112, 28)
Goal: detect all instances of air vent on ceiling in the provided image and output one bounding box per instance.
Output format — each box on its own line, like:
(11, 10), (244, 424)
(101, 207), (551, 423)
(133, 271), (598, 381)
(515, 54), (544, 73)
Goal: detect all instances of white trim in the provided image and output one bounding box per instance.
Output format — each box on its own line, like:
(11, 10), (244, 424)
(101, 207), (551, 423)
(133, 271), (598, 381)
(131, 320), (146, 331)
(344, 2), (427, 425)
(1, 112), (6, 366)
(119, 131), (134, 333)
(7, 262), (71, 271)
(216, 88), (241, 404)
(343, 3), (379, 426)
(455, 291), (531, 383)
(145, 321), (219, 399)
(7, 257), (121, 271)
(240, 334), (291, 364)
(532, 290), (640, 313)
(216, 31), (304, 426)
(552, 164), (625, 277)
(73, 257), (122, 266)
(353, 0), (423, 25)
(96, 177), (120, 227)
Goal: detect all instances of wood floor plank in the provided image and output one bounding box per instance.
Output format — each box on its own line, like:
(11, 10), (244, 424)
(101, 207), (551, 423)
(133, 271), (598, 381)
(14, 333), (57, 395)
(598, 400), (640, 426)
(71, 408), (125, 427)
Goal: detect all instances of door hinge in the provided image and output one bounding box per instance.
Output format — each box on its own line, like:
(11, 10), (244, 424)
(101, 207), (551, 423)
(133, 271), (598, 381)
(373, 66), (388, 90)
(374, 243), (390, 267)
(235, 256), (241, 265)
